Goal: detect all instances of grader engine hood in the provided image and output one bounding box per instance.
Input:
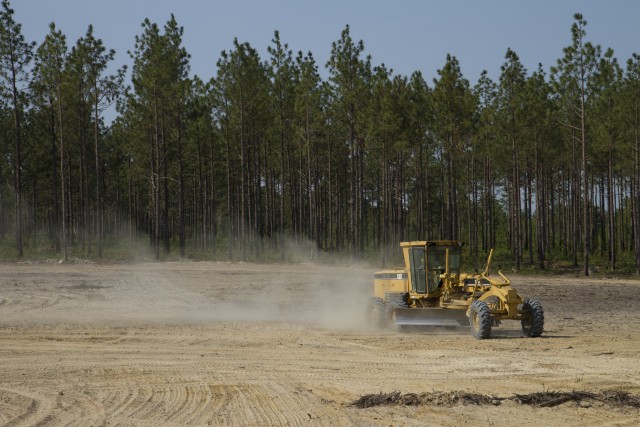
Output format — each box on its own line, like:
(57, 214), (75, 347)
(373, 269), (408, 300)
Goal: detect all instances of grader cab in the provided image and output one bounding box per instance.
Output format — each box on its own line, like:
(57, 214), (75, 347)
(369, 240), (544, 339)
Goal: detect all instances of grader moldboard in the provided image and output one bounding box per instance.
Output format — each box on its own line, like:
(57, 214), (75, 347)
(369, 240), (544, 339)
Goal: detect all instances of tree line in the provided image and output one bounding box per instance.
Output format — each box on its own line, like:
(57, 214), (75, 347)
(1, 1), (639, 274)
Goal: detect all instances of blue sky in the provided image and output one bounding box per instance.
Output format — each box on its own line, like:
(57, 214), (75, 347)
(15, 0), (640, 85)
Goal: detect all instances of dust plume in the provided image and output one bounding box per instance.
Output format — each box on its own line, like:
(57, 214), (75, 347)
(0, 259), (377, 332)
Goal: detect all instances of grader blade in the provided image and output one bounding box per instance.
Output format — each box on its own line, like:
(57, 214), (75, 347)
(391, 308), (469, 327)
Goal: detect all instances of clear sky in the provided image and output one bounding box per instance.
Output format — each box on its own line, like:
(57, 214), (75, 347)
(14, 0), (640, 85)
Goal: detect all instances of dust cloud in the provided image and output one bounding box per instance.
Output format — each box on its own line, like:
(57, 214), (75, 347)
(0, 258), (377, 332)
(170, 261), (374, 331)
(112, 237), (379, 331)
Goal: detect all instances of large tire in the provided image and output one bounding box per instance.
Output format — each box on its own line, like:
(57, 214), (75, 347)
(368, 298), (386, 329)
(521, 299), (544, 337)
(469, 300), (492, 339)
(384, 293), (408, 330)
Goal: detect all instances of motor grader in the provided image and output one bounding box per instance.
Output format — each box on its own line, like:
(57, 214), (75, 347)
(369, 240), (544, 339)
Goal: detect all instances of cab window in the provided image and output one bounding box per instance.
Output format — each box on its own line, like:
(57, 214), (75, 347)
(426, 245), (461, 292)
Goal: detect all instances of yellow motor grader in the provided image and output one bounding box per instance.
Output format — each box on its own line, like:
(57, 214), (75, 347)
(369, 240), (544, 339)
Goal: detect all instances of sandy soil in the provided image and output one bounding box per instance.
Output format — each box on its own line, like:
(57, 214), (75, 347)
(1, 260), (639, 426)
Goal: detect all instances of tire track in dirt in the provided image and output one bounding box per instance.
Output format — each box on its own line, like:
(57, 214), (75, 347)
(212, 383), (334, 426)
(89, 382), (345, 425)
(0, 389), (54, 427)
(164, 385), (204, 423)
(107, 385), (154, 420)
(100, 387), (133, 419)
(0, 389), (37, 426)
(167, 384), (223, 424)
(48, 387), (106, 426)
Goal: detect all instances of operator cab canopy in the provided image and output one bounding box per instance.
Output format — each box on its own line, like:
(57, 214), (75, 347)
(401, 241), (463, 293)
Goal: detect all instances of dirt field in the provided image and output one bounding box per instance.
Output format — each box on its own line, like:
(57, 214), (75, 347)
(1, 260), (639, 426)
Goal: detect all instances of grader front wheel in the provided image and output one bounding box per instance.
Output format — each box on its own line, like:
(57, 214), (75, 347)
(469, 300), (492, 339)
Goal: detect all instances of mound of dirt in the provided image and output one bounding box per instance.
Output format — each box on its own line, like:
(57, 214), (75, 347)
(351, 391), (498, 408)
(514, 390), (640, 408)
(352, 390), (640, 409)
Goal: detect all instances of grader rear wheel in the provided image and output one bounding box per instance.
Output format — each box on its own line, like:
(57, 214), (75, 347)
(469, 300), (492, 340)
(383, 294), (408, 330)
(385, 303), (401, 330)
(521, 299), (544, 337)
(368, 298), (386, 329)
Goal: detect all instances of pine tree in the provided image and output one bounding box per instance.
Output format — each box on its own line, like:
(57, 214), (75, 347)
(127, 17), (190, 258)
(268, 31), (296, 259)
(431, 54), (474, 241)
(473, 70), (498, 254)
(551, 13), (600, 276)
(32, 22), (67, 254)
(624, 54), (640, 274)
(294, 50), (323, 251)
(76, 25), (124, 257)
(523, 65), (555, 269)
(0, 0), (35, 256)
(326, 25), (371, 259)
(163, 15), (190, 257)
(498, 48), (527, 271)
(215, 39), (269, 260)
(590, 47), (622, 271)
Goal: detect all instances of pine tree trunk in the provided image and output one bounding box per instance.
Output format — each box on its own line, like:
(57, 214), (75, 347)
(10, 66), (23, 257)
(512, 128), (521, 271)
(94, 88), (103, 257)
(225, 114), (233, 259)
(58, 95), (68, 261)
(582, 79), (590, 276)
(50, 101), (60, 251)
(178, 113), (186, 257)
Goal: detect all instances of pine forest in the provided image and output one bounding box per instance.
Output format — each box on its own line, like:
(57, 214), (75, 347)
(2, 1), (640, 275)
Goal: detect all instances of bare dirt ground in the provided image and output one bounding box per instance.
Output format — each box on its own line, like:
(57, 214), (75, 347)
(1, 260), (639, 426)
